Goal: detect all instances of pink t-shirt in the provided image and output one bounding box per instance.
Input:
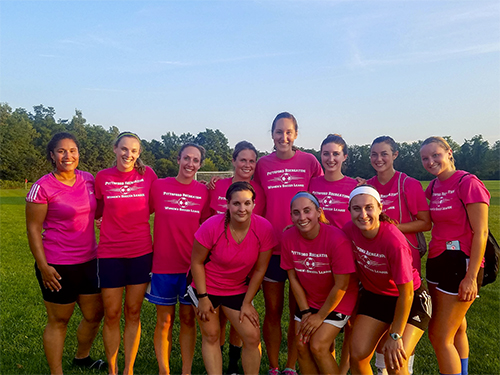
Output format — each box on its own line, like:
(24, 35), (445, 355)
(254, 150), (323, 255)
(280, 224), (358, 315)
(151, 177), (210, 274)
(193, 214), (277, 296)
(26, 170), (97, 265)
(309, 176), (358, 229)
(342, 221), (421, 296)
(209, 178), (266, 216)
(425, 171), (490, 259)
(95, 166), (158, 258)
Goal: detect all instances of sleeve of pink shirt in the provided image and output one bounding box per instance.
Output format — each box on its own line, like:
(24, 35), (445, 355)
(403, 176), (429, 215)
(385, 227), (414, 285)
(194, 216), (221, 250)
(94, 172), (103, 200)
(199, 186), (212, 223)
(458, 174), (491, 206)
(26, 180), (48, 204)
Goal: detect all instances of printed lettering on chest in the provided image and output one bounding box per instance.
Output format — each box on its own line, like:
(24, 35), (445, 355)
(430, 189), (455, 212)
(163, 191), (202, 213)
(104, 178), (146, 199)
(291, 250), (331, 275)
(355, 245), (388, 274)
(265, 168), (307, 189)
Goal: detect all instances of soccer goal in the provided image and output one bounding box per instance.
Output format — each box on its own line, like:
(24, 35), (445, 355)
(195, 170), (234, 183)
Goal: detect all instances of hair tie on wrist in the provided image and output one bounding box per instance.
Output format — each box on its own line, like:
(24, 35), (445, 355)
(300, 308), (312, 315)
(197, 292), (208, 299)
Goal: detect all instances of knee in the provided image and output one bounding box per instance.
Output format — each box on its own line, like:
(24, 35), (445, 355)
(124, 305), (142, 324)
(48, 314), (71, 329)
(242, 329), (261, 349)
(104, 307), (122, 325)
(296, 340), (309, 358)
(309, 339), (329, 359)
(157, 312), (174, 331)
(349, 344), (367, 364)
(179, 311), (195, 328)
(202, 330), (221, 346)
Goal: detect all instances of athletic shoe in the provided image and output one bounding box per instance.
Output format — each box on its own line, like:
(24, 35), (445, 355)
(282, 368), (297, 375)
(268, 368), (280, 375)
(72, 356), (107, 370)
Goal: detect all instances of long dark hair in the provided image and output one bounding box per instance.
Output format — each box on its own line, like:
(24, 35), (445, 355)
(46, 132), (79, 168)
(271, 112), (298, 152)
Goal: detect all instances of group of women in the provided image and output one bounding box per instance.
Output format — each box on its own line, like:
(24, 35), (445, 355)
(26, 112), (490, 375)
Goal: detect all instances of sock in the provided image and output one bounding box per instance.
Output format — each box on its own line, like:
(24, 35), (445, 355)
(227, 344), (242, 372)
(461, 358), (469, 375)
(408, 353), (415, 374)
(375, 352), (386, 370)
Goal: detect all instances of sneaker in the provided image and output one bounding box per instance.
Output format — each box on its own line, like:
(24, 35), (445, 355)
(268, 368), (280, 375)
(282, 368), (297, 375)
(72, 356), (107, 371)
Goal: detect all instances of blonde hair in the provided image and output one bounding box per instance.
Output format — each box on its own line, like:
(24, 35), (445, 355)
(420, 136), (455, 168)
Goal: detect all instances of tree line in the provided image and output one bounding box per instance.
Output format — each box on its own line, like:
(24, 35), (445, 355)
(1, 103), (499, 184)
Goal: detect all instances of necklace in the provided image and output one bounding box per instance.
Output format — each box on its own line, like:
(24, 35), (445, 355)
(229, 223), (249, 244)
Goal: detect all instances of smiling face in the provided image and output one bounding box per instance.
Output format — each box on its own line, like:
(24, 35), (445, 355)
(232, 149), (257, 181)
(291, 197), (321, 239)
(420, 142), (454, 178)
(114, 136), (141, 173)
(370, 141), (397, 175)
(321, 142), (347, 175)
(177, 146), (202, 183)
(228, 189), (255, 224)
(50, 138), (79, 174)
(272, 118), (298, 157)
(349, 194), (381, 236)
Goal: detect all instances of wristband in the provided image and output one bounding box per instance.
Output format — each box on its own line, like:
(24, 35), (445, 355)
(300, 308), (312, 315)
(197, 293), (208, 299)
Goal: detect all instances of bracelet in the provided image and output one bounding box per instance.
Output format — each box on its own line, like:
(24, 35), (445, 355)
(300, 308), (312, 315)
(197, 293), (208, 299)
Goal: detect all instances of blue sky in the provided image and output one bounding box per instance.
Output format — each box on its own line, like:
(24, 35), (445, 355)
(1, 0), (499, 153)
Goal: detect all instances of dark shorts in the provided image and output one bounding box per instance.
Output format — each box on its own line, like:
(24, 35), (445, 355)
(35, 259), (100, 304)
(357, 284), (432, 331)
(263, 254), (288, 283)
(97, 252), (152, 288)
(185, 285), (247, 311)
(145, 273), (190, 306)
(294, 307), (350, 329)
(426, 250), (483, 295)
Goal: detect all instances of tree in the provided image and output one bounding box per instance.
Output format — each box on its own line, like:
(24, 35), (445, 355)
(195, 129), (232, 171)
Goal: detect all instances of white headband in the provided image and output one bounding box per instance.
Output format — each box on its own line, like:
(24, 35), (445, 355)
(349, 185), (381, 205)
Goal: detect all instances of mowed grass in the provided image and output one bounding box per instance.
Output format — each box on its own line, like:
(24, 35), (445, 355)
(1, 182), (499, 374)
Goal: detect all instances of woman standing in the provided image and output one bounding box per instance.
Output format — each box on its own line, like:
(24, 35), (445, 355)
(254, 112), (323, 375)
(147, 143), (210, 375)
(95, 132), (157, 374)
(343, 185), (431, 375)
(188, 181), (276, 375)
(208, 140), (266, 374)
(367, 136), (431, 374)
(420, 137), (489, 375)
(281, 192), (358, 375)
(26, 132), (105, 374)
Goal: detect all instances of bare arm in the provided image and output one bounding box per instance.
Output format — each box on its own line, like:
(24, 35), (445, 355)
(383, 281), (413, 370)
(25, 202), (62, 291)
(396, 210), (432, 234)
(459, 202), (489, 301)
(239, 248), (273, 328)
(191, 239), (215, 321)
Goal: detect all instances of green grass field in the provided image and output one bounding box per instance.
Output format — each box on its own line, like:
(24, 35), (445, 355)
(1, 182), (499, 374)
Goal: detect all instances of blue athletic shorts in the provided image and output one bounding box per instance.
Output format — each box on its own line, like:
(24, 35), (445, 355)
(98, 252), (152, 288)
(145, 273), (190, 306)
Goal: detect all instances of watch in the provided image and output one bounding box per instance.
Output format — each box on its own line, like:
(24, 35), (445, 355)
(390, 332), (402, 341)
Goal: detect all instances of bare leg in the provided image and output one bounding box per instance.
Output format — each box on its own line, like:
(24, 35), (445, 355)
(339, 318), (353, 375)
(154, 305), (175, 375)
(196, 306), (223, 375)
(349, 315), (388, 374)
(179, 303), (196, 375)
(76, 294), (104, 359)
(223, 306), (262, 375)
(454, 317), (469, 359)
(295, 319), (320, 375)
(285, 288), (298, 371)
(43, 301), (76, 375)
(123, 283), (148, 375)
(263, 281), (285, 370)
(310, 324), (341, 375)
(102, 288), (125, 375)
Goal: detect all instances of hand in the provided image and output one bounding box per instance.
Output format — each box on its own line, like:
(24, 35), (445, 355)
(458, 275), (478, 302)
(39, 264), (62, 292)
(207, 176), (222, 190)
(196, 297), (216, 321)
(95, 217), (102, 230)
(355, 177), (367, 186)
(298, 312), (323, 343)
(382, 337), (407, 371)
(239, 302), (260, 328)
